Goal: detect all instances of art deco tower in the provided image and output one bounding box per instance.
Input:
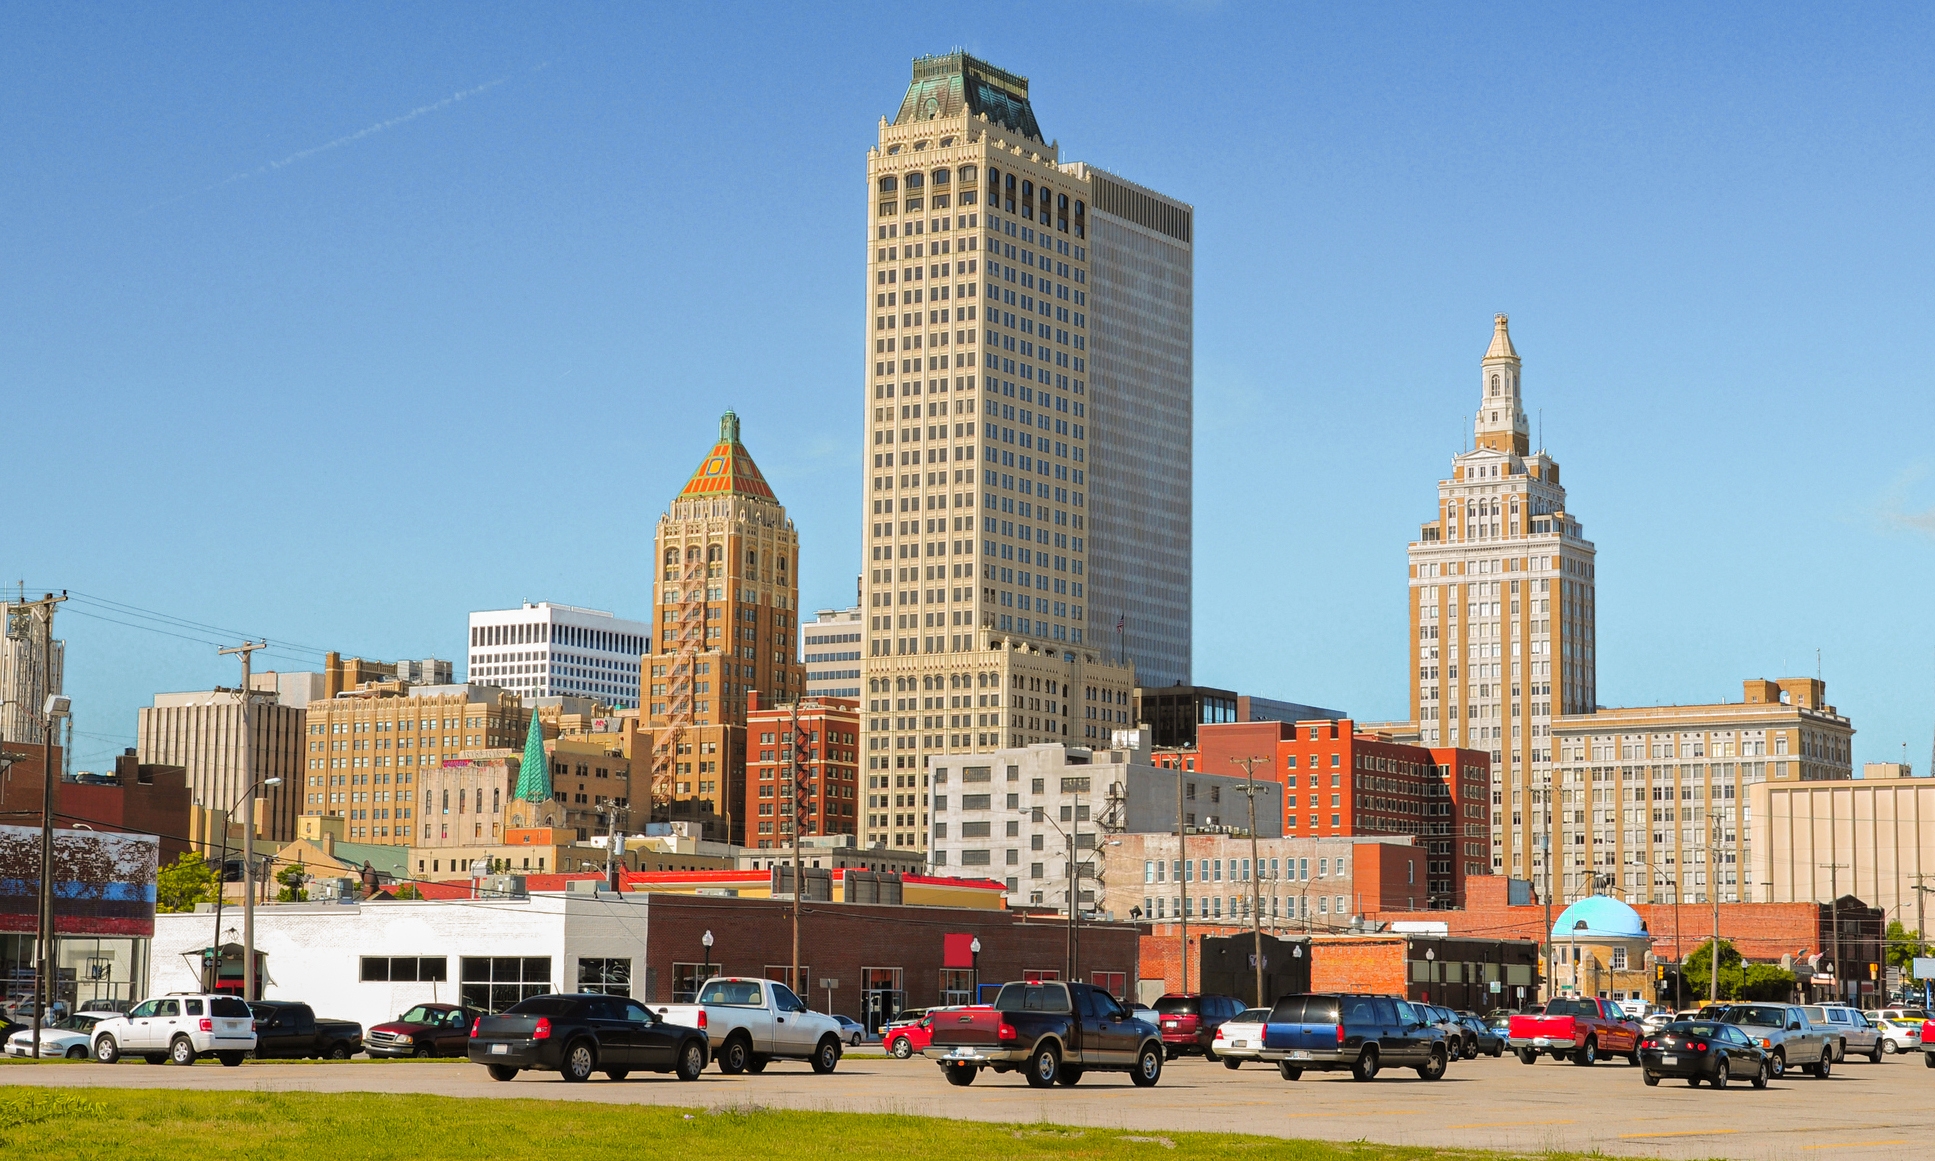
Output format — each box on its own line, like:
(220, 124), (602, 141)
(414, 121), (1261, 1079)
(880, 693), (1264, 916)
(1407, 315), (1597, 893)
(857, 53), (1191, 853)
(645, 412), (806, 845)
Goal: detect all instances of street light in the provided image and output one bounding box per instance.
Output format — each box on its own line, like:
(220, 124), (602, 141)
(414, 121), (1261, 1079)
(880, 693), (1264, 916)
(1019, 805), (1101, 982)
(1571, 919), (1588, 997)
(209, 775), (281, 999)
(970, 936), (982, 1001)
(701, 929), (715, 989)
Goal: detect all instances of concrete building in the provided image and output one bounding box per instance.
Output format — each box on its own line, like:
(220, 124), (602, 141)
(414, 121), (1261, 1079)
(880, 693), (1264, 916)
(296, 682), (529, 845)
(736, 832), (930, 876)
(858, 53), (1181, 852)
(467, 603), (650, 709)
(802, 607), (863, 700)
(1862, 762), (1915, 779)
(743, 692), (860, 848)
(1099, 831), (1427, 928)
(925, 741), (1281, 909)
(137, 688), (307, 843)
(323, 653), (452, 698)
(1408, 314), (1597, 887)
(1134, 685), (1345, 750)
(0, 596), (63, 745)
(1749, 774), (1935, 925)
(645, 412), (806, 846)
(1549, 677), (1855, 907)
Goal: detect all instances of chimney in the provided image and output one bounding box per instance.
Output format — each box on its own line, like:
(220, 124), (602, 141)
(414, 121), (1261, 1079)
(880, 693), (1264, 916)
(1742, 679), (1780, 705)
(325, 652), (344, 699)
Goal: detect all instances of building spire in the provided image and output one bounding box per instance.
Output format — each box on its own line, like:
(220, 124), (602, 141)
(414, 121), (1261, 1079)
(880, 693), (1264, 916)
(1486, 312), (1518, 360)
(1475, 313), (1530, 456)
(514, 711), (551, 803)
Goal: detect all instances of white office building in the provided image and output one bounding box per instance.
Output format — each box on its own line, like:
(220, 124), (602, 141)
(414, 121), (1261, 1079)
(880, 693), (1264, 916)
(467, 603), (651, 709)
(802, 607), (863, 700)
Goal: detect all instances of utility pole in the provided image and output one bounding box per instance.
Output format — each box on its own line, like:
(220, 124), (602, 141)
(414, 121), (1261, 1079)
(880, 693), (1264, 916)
(18, 592), (67, 1059)
(788, 697), (802, 994)
(603, 801), (626, 891)
(1176, 765), (1189, 994)
(1821, 860), (1849, 1002)
(219, 640), (267, 1000)
(1229, 755), (1268, 1009)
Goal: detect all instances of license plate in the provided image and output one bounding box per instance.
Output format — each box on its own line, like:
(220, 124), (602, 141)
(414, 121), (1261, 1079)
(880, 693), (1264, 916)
(1533, 1037), (1550, 1046)
(1289, 1050), (1311, 1060)
(489, 1043), (509, 1055)
(1660, 1054), (1676, 1064)
(1231, 1040), (1247, 1048)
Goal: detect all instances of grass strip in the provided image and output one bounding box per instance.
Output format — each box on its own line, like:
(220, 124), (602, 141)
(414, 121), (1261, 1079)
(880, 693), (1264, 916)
(3, 1088), (1616, 1161)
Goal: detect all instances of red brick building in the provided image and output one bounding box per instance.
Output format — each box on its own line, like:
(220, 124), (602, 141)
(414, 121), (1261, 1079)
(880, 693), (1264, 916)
(0, 744), (193, 865)
(744, 692), (860, 848)
(1197, 720), (1490, 909)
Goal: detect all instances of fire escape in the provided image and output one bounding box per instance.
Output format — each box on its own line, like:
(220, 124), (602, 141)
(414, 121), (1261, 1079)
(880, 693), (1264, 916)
(649, 552), (709, 812)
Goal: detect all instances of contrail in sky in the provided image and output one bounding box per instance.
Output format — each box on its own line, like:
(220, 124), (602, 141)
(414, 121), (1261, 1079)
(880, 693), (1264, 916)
(139, 63), (549, 214)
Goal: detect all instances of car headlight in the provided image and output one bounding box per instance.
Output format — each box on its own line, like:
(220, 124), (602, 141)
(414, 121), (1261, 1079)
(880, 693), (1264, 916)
(393, 1034), (412, 1044)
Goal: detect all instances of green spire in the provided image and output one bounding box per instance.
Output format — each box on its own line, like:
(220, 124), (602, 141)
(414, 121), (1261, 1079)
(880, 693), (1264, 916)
(513, 713), (551, 803)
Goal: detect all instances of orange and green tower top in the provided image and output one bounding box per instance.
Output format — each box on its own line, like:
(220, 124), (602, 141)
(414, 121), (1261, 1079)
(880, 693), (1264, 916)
(678, 411), (775, 501)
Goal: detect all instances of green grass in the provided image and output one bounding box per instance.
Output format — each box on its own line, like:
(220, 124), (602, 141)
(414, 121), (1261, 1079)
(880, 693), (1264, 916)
(1, 1089), (1611, 1161)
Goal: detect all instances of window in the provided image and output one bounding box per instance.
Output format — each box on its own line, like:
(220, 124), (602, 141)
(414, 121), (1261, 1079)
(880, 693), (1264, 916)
(1610, 947), (1628, 971)
(360, 956), (450, 983)
(460, 956), (551, 1013)
(671, 962), (719, 1003)
(577, 957), (632, 996)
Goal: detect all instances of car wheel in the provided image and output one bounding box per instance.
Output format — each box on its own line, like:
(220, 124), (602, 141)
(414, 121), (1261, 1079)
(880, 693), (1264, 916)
(487, 1064), (519, 1082)
(560, 1040), (596, 1083)
(65, 1046), (87, 1060)
(1924, 1050), (1935, 1069)
(1055, 1066), (1083, 1086)
(1517, 1048), (1539, 1065)
(605, 1069), (629, 1081)
(1834, 1039), (1845, 1063)
(1881, 1038), (1898, 1054)
(1024, 1043), (1060, 1088)
(1686, 1074), (1701, 1086)
(93, 1037), (120, 1065)
(1277, 1061), (1303, 1081)
(143, 1054), (166, 1065)
(811, 1036), (841, 1075)
(1752, 1058), (1769, 1089)
(1642, 1069), (1660, 1086)
(1222, 1056), (1242, 1070)
(676, 1039), (706, 1081)
(1627, 1050), (1642, 1067)
(891, 1037), (913, 1059)
(1814, 1050), (1831, 1079)
(744, 1055), (768, 1074)
(1350, 1046), (1379, 1082)
(217, 1052), (244, 1068)
(1573, 1037), (1597, 1066)
(1711, 1057), (1729, 1089)
(413, 1045), (433, 1059)
(944, 1062), (977, 1086)
(717, 1035), (750, 1075)
(1768, 1050), (1785, 1079)
(170, 1036), (196, 1066)
(327, 1043), (352, 1061)
(1203, 1043), (1217, 1061)
(1870, 1041), (1884, 1063)
(1491, 1042), (1504, 1058)
(1131, 1043), (1163, 1088)
(1416, 1046), (1447, 1082)
(849, 1033), (861, 1047)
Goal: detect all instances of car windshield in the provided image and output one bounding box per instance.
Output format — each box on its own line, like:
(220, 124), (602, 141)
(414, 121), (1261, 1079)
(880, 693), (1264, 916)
(399, 1006), (440, 1024)
(1722, 1006), (1786, 1028)
(58, 1015), (103, 1032)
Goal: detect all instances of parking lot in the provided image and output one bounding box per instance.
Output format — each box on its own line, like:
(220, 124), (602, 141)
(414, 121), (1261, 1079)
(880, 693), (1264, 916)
(8, 1049), (1931, 1159)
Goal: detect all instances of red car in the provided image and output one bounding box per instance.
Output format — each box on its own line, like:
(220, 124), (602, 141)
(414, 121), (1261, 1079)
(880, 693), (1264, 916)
(886, 1012), (941, 1059)
(366, 1003), (479, 1058)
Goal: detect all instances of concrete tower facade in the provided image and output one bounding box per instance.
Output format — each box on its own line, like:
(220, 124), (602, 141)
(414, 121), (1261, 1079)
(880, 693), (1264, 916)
(645, 412), (806, 846)
(1407, 315), (1597, 892)
(858, 53), (1187, 853)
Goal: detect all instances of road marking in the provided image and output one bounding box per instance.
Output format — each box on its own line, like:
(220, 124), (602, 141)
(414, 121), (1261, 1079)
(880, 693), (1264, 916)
(1617, 1130), (1739, 1139)
(1446, 1120), (1576, 1129)
(1800, 1142), (1908, 1150)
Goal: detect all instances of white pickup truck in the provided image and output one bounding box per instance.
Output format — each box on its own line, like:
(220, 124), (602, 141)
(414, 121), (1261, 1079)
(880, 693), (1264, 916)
(654, 976), (845, 1075)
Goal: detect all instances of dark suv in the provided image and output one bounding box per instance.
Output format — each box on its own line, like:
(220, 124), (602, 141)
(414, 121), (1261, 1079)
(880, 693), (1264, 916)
(1257, 992), (1450, 1082)
(1152, 993), (1244, 1060)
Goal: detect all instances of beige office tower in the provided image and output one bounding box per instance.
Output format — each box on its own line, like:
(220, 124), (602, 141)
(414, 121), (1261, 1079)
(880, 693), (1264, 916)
(1407, 315), (1597, 893)
(860, 53), (1182, 853)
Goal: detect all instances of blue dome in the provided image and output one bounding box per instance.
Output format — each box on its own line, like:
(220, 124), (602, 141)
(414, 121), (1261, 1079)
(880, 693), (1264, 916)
(1551, 895), (1648, 940)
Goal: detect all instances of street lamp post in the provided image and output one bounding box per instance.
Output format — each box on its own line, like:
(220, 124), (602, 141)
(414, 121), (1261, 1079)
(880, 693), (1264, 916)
(703, 929), (714, 981)
(1571, 919), (1588, 997)
(1019, 806), (1097, 983)
(1229, 756), (1268, 1009)
(970, 936), (982, 1001)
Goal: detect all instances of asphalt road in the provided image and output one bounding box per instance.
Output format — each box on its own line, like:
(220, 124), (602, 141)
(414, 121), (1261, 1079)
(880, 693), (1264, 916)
(8, 1048), (1930, 1159)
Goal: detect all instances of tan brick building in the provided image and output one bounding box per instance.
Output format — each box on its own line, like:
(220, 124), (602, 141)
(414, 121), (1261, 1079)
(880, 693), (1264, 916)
(645, 412), (806, 846)
(744, 691), (860, 848)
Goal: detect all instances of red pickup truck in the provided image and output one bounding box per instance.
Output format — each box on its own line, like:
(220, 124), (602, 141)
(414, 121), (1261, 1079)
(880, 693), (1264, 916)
(1508, 997), (1641, 1066)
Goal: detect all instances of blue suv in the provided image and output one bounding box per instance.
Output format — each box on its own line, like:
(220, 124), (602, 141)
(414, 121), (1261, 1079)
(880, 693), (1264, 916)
(1256, 992), (1450, 1082)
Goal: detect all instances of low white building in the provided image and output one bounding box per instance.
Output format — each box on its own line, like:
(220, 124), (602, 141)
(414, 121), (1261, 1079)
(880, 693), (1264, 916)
(467, 602), (651, 709)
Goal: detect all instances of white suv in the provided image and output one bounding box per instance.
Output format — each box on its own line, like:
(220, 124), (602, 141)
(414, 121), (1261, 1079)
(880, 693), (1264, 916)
(93, 994), (257, 1066)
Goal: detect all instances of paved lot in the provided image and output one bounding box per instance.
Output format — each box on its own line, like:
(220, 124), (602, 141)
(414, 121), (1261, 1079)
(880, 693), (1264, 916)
(7, 1049), (1930, 1159)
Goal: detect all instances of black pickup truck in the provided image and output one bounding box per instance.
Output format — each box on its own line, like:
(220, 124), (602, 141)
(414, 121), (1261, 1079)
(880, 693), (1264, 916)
(923, 981), (1164, 1087)
(246, 1000), (364, 1059)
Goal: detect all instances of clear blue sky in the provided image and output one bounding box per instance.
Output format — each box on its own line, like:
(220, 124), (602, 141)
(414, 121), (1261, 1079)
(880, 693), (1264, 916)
(6, 4), (1932, 774)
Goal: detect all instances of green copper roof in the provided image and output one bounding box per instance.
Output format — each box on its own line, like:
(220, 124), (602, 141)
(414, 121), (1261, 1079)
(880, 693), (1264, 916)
(513, 713), (551, 803)
(894, 52), (1042, 142)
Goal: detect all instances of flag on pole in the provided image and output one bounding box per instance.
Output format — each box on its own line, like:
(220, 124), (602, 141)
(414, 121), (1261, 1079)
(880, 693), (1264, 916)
(1116, 614), (1125, 632)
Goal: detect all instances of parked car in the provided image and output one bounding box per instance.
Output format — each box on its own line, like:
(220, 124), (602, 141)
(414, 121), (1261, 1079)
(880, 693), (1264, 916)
(1638, 1019), (1771, 1089)
(1876, 1007), (1928, 1025)
(923, 980), (1163, 1088)
(885, 1009), (952, 1058)
(245, 1001), (363, 1060)
(1455, 1011), (1505, 1057)
(367, 1004), (479, 1058)
(91, 994), (257, 1066)
(1256, 992), (1449, 1082)
(1875, 1016), (1921, 1054)
(1508, 997), (1641, 1066)
(5, 1012), (119, 1059)
(1640, 1010), (1678, 1035)
(1424, 1004), (1475, 1060)
(655, 976), (845, 1075)
(1714, 1003), (1832, 1079)
(1151, 992), (1244, 1060)
(1484, 1011), (1515, 1042)
(1807, 1005), (1882, 1064)
(470, 993), (706, 1083)
(831, 1015), (871, 1046)
(1209, 1007), (1271, 1068)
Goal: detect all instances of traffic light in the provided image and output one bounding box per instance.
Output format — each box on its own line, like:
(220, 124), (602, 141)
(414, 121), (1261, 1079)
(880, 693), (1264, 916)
(1870, 963), (1879, 981)
(1655, 964), (1666, 982)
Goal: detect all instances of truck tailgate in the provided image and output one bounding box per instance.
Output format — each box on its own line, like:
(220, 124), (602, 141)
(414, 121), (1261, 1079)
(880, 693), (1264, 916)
(1511, 1016), (1579, 1040)
(929, 1009), (1005, 1048)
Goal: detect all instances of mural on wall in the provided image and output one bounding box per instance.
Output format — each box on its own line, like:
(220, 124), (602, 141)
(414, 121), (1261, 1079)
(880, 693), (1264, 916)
(0, 825), (159, 937)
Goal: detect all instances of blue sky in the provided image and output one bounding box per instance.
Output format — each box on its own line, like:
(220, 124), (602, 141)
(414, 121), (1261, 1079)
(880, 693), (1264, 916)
(5, 4), (1932, 773)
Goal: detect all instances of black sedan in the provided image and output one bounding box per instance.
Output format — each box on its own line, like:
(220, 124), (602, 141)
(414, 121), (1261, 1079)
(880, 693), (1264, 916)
(469, 994), (707, 1083)
(1456, 1012), (1506, 1058)
(1638, 1020), (1770, 1089)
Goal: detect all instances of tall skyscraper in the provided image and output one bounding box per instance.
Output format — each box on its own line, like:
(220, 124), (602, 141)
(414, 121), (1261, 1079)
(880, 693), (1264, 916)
(859, 52), (1188, 852)
(1407, 315), (1597, 888)
(645, 412), (805, 845)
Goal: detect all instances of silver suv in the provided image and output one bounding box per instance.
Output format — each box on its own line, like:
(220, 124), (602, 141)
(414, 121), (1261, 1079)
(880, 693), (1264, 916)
(1808, 1005), (1882, 1064)
(93, 994), (257, 1066)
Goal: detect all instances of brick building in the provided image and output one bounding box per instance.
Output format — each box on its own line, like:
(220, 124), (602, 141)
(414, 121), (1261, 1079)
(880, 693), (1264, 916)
(1100, 832), (1427, 927)
(744, 692), (861, 848)
(1197, 719), (1489, 908)
(0, 745), (194, 866)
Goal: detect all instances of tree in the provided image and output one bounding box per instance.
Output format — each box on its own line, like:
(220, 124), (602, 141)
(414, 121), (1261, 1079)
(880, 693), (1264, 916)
(390, 884), (423, 900)
(1739, 963), (1798, 1001)
(1885, 920), (1926, 972)
(155, 852), (216, 913)
(275, 862), (308, 903)
(1682, 938), (1745, 1001)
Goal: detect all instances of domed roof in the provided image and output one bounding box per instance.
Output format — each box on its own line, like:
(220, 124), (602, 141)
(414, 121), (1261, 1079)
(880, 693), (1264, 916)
(1551, 894), (1648, 940)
